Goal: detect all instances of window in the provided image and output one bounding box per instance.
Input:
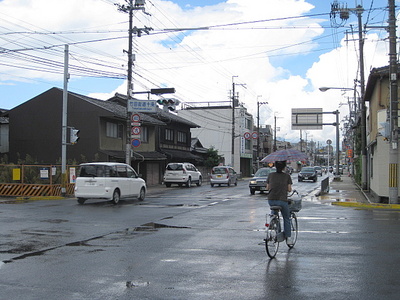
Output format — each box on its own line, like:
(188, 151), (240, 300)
(245, 139), (251, 150)
(165, 128), (174, 142)
(177, 131), (187, 143)
(141, 126), (148, 143)
(245, 118), (252, 130)
(116, 165), (127, 177)
(106, 122), (123, 139)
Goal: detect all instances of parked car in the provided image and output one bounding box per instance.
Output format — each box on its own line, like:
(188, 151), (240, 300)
(210, 166), (238, 187)
(163, 162), (202, 187)
(298, 166), (318, 182)
(74, 162), (146, 205)
(249, 167), (276, 195)
(314, 166), (322, 176)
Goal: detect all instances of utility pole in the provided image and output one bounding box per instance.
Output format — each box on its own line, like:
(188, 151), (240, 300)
(61, 44), (69, 196)
(231, 76), (246, 169)
(125, 0), (134, 165)
(330, 2), (366, 189)
(274, 115), (277, 152)
(257, 97), (268, 168)
(116, 0), (151, 165)
(388, 0), (398, 203)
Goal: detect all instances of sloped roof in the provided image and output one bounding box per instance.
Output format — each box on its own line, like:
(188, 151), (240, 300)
(68, 90), (166, 125)
(364, 65), (400, 102)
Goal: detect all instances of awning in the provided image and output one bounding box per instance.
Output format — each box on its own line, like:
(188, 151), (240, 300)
(161, 148), (203, 162)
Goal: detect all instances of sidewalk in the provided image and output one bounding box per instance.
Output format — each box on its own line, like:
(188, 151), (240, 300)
(317, 172), (400, 210)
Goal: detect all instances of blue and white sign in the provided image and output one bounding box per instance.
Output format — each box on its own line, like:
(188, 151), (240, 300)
(128, 100), (156, 112)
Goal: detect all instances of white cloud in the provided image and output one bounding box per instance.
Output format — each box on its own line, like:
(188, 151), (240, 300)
(0, 0), (391, 147)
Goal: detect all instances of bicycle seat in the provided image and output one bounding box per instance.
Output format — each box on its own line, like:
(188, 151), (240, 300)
(270, 205), (282, 211)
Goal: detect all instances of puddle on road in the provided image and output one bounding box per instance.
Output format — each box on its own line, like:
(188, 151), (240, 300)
(131, 222), (190, 232)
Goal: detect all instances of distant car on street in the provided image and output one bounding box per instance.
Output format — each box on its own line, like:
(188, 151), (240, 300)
(210, 166), (238, 187)
(249, 167), (276, 195)
(298, 166), (318, 182)
(314, 166), (322, 176)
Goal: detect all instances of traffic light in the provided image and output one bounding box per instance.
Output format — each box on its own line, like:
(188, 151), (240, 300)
(70, 128), (80, 144)
(156, 98), (180, 111)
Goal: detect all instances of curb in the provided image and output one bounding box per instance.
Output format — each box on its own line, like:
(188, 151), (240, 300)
(332, 201), (400, 210)
(15, 196), (66, 201)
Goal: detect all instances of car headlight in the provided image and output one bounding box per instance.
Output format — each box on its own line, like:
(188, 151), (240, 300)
(250, 180), (256, 185)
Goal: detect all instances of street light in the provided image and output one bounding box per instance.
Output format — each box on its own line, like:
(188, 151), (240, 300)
(257, 97), (268, 167)
(320, 86), (363, 182)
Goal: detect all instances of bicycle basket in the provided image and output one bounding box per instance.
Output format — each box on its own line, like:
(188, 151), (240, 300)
(289, 199), (302, 212)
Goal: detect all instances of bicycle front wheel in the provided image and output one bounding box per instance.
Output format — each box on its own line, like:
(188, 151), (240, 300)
(286, 213), (298, 248)
(265, 218), (280, 258)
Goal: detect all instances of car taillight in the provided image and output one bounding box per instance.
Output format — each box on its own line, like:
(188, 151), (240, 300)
(265, 223), (269, 227)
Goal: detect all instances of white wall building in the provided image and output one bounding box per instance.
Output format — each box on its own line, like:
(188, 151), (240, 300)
(178, 105), (254, 176)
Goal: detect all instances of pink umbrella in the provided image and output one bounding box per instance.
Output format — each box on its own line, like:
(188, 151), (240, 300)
(261, 149), (307, 163)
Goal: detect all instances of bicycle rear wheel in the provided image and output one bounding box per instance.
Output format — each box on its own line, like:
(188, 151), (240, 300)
(265, 217), (280, 258)
(286, 213), (298, 248)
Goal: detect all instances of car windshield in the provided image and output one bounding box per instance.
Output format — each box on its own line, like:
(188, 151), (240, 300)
(166, 164), (183, 171)
(254, 168), (276, 177)
(301, 167), (314, 172)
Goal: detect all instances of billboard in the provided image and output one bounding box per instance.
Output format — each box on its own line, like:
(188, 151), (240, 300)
(291, 108), (323, 130)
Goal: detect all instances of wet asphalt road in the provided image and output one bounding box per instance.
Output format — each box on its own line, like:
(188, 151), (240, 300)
(1, 176), (400, 299)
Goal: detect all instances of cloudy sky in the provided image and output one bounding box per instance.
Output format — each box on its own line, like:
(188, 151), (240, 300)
(0, 0), (396, 146)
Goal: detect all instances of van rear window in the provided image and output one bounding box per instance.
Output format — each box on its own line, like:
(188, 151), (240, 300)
(79, 165), (117, 177)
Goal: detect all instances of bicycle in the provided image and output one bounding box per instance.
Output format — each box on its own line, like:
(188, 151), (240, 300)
(264, 190), (302, 258)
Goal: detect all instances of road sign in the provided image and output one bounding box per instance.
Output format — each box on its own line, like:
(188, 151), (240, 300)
(131, 114), (141, 122)
(252, 132), (258, 139)
(291, 108), (323, 130)
(131, 139), (141, 148)
(128, 100), (156, 112)
(132, 126), (141, 135)
(244, 132), (251, 140)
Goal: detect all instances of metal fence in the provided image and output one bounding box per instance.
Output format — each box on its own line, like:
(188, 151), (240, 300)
(0, 164), (78, 197)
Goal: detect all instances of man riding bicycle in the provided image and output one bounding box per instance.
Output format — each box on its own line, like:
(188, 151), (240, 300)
(266, 160), (293, 244)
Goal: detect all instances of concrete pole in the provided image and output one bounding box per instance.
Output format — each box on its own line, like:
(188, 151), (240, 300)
(61, 45), (69, 196)
(388, 0), (398, 204)
(125, 0), (134, 165)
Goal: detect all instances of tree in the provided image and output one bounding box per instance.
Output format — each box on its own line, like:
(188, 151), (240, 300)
(204, 147), (223, 168)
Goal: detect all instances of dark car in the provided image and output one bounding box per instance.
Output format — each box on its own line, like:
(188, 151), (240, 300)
(298, 166), (318, 182)
(249, 167), (276, 195)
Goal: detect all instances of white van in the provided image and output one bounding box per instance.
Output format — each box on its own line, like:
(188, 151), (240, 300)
(74, 162), (146, 204)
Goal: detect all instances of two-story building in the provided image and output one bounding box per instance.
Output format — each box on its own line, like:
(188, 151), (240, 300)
(7, 88), (201, 185)
(365, 65), (400, 202)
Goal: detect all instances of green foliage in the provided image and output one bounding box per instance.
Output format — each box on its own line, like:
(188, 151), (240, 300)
(204, 147), (223, 168)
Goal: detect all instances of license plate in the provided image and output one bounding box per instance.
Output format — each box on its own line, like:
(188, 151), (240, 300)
(85, 181), (96, 186)
(217, 175), (222, 178)
(304, 177), (308, 179)
(260, 187), (266, 190)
